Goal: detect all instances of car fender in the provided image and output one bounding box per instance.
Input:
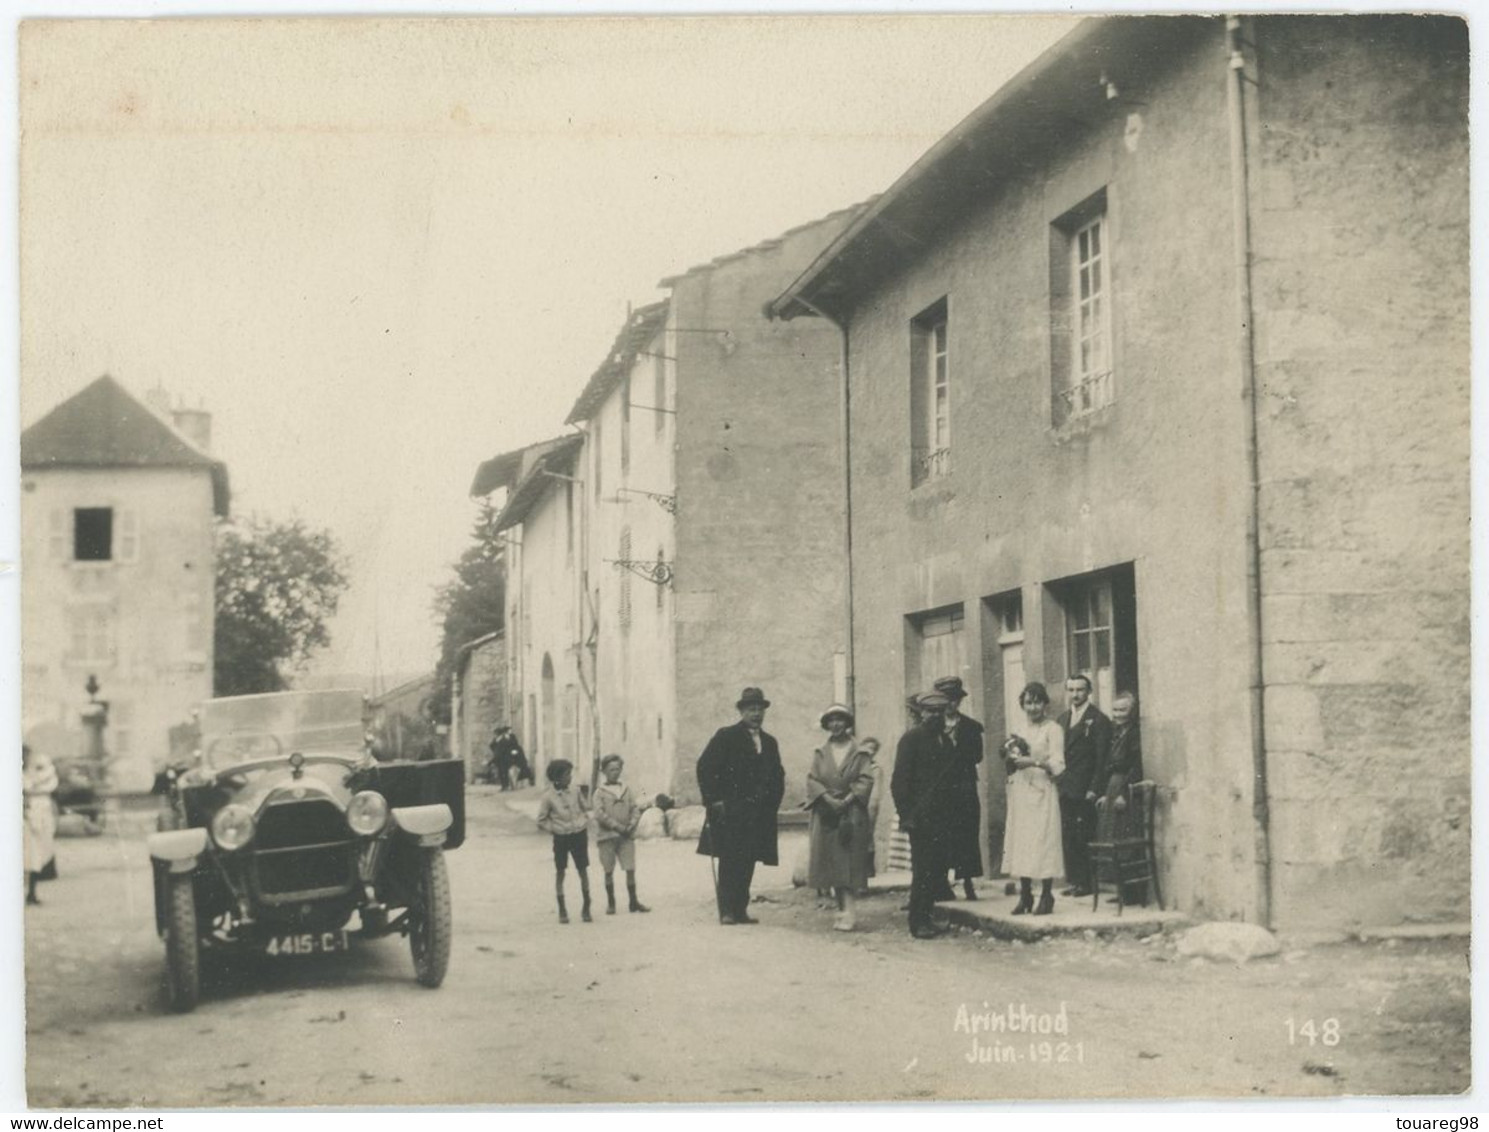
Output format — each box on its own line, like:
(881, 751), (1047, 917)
(148, 828), (209, 873)
(391, 803), (451, 846)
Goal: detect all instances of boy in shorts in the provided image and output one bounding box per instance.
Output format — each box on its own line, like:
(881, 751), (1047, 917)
(536, 759), (592, 923)
(593, 754), (652, 914)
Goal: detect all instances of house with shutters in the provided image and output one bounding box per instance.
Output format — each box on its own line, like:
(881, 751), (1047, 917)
(21, 374), (230, 793)
(769, 15), (1468, 930)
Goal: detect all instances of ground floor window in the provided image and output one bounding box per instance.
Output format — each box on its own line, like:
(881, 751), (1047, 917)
(1049, 563), (1138, 712)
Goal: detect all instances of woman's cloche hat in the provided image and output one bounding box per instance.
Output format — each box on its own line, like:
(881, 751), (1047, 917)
(819, 703), (855, 730)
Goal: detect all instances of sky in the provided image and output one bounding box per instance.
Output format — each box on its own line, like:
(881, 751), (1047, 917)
(18, 13), (1080, 689)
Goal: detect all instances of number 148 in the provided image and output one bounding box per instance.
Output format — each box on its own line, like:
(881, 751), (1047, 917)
(1285, 1018), (1341, 1046)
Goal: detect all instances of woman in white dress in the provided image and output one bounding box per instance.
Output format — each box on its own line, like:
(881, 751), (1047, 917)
(22, 745), (58, 906)
(1002, 682), (1065, 916)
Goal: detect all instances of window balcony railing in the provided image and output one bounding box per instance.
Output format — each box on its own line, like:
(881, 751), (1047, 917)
(912, 445), (951, 485)
(1058, 370), (1114, 421)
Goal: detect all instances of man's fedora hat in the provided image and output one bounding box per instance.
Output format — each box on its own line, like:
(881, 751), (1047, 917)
(933, 676), (968, 701)
(819, 703), (855, 730)
(736, 687), (771, 709)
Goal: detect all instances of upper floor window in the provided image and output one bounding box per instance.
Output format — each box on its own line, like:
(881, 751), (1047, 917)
(910, 298), (950, 486)
(67, 606), (115, 665)
(592, 421), (603, 504)
(53, 507), (138, 563)
(653, 351), (667, 436)
(565, 480), (576, 565)
(618, 527), (632, 636)
(620, 374), (632, 476)
(1051, 190), (1114, 424)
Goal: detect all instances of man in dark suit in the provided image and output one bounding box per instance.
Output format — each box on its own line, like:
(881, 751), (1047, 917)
(1056, 674), (1111, 897)
(696, 687), (786, 925)
(891, 691), (962, 940)
(934, 676), (985, 901)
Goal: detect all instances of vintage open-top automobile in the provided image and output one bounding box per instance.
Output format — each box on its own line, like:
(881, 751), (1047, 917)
(148, 689), (465, 1012)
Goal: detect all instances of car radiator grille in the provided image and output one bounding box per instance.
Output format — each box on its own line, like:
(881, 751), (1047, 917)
(251, 799), (356, 903)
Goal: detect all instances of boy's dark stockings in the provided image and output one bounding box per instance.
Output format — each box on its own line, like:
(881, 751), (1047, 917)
(626, 870), (650, 913)
(604, 873), (617, 915)
(556, 867), (593, 922)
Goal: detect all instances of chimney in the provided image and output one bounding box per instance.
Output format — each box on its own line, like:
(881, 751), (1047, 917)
(171, 408), (212, 452)
(143, 384), (171, 415)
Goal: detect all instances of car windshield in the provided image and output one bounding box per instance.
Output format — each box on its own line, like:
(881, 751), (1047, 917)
(198, 689), (367, 769)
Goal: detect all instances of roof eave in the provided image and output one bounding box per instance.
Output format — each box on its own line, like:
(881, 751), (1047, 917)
(768, 16), (1185, 322)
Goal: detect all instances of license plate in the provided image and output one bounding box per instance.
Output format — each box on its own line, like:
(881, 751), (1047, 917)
(264, 930), (349, 957)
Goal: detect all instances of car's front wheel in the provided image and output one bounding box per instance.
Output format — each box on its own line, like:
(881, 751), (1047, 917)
(164, 873), (200, 1012)
(409, 847), (451, 988)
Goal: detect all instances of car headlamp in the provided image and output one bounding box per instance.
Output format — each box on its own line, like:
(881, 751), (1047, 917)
(210, 803), (256, 851)
(347, 790), (389, 836)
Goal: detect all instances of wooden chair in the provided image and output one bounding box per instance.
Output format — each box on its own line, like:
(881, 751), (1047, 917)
(1088, 780), (1163, 915)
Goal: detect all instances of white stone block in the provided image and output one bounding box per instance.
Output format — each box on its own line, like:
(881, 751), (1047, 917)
(1175, 921), (1281, 963)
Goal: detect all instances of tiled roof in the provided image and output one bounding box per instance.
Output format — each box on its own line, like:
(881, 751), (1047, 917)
(493, 434), (584, 534)
(656, 199), (875, 288)
(21, 374), (231, 515)
(563, 301), (669, 427)
(469, 432), (580, 499)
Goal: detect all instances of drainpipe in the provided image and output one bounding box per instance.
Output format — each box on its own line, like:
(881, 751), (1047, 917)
(794, 295), (855, 715)
(1226, 14), (1273, 929)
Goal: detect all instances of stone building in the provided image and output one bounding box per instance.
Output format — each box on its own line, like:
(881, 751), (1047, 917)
(450, 631), (507, 779)
(472, 206), (859, 802)
(769, 15), (1468, 929)
(21, 375), (230, 793)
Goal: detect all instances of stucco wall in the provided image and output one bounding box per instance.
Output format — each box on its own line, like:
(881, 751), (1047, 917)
(513, 472), (588, 783)
(839, 25), (1267, 920)
(587, 319), (677, 800)
(1248, 17), (1470, 928)
(671, 214), (856, 806)
(21, 466), (217, 793)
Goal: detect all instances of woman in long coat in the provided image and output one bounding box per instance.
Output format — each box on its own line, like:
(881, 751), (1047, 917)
(805, 705), (875, 932)
(22, 745), (58, 906)
(1002, 682), (1065, 916)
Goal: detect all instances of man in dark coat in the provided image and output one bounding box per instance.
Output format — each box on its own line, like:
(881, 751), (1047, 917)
(934, 676), (985, 900)
(891, 691), (963, 939)
(1056, 674), (1111, 896)
(696, 687), (786, 925)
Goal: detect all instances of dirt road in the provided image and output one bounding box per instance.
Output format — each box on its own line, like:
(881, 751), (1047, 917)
(24, 788), (1469, 1106)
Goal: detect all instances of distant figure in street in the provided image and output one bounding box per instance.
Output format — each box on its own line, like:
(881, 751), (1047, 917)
(593, 753), (652, 914)
(805, 704), (874, 932)
(536, 759), (593, 923)
(506, 731), (534, 788)
(1003, 682), (1066, 916)
(1057, 674), (1111, 898)
(696, 687), (785, 925)
(934, 676), (985, 901)
(488, 726), (518, 790)
(22, 744), (58, 906)
(891, 691), (961, 940)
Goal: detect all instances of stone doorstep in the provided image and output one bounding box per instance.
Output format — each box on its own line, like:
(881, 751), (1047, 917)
(1352, 922), (1471, 942)
(939, 899), (1189, 942)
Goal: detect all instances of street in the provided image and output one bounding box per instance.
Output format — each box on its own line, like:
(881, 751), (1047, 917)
(25, 788), (1470, 1106)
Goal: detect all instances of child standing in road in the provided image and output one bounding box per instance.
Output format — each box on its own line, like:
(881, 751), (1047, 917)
(593, 754), (653, 914)
(536, 759), (593, 923)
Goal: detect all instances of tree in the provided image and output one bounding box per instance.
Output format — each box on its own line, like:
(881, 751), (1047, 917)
(214, 515), (351, 696)
(429, 500), (506, 725)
